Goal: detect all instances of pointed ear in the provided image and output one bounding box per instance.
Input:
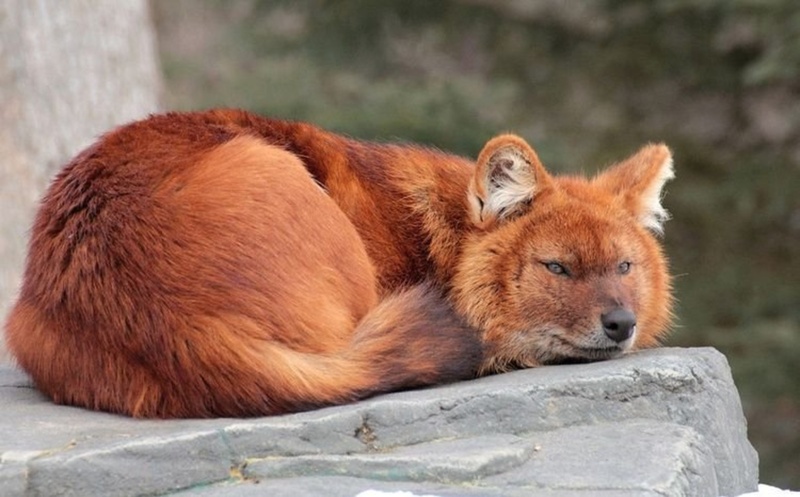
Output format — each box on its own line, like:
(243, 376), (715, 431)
(593, 143), (675, 234)
(468, 134), (553, 229)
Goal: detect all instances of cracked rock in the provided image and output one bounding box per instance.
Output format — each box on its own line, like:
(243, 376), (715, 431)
(0, 347), (758, 497)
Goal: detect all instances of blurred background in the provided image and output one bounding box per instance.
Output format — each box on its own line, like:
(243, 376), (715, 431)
(1, 0), (798, 487)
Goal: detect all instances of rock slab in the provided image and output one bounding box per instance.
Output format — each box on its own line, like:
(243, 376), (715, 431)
(0, 347), (758, 496)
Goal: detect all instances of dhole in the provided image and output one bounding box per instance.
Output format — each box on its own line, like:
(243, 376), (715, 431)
(4, 109), (674, 418)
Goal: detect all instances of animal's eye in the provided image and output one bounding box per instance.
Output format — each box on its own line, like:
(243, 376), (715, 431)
(618, 261), (632, 275)
(544, 262), (568, 276)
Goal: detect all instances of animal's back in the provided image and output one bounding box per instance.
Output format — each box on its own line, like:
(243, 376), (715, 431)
(5, 116), (379, 416)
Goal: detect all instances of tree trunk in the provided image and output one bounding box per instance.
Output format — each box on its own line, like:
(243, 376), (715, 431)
(0, 0), (162, 362)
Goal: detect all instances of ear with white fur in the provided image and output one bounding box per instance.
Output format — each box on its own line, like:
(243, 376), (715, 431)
(469, 134), (553, 229)
(593, 143), (675, 234)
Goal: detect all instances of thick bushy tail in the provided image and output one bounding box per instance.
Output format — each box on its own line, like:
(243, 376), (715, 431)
(205, 284), (483, 417)
(175, 283), (484, 417)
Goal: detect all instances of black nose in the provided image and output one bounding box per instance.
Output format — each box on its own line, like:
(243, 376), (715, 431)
(601, 308), (636, 343)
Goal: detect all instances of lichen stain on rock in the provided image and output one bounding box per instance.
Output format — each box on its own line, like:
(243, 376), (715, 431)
(355, 416), (379, 452)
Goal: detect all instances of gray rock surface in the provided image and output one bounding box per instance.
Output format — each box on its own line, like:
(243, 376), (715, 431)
(0, 347), (758, 497)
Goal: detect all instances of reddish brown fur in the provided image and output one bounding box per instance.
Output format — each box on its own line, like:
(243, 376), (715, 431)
(4, 109), (674, 417)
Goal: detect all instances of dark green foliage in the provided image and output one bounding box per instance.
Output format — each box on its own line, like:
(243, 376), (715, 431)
(153, 0), (799, 486)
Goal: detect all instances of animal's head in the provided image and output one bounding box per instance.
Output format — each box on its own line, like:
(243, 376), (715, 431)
(453, 134), (674, 373)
